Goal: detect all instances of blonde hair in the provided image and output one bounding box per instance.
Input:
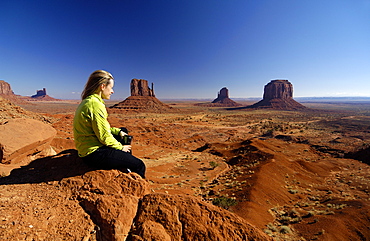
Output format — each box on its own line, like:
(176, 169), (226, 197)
(81, 70), (114, 100)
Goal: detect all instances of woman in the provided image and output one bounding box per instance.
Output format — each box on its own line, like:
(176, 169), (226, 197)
(73, 70), (146, 178)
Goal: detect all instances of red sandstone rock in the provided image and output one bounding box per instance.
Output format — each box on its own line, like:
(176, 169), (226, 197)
(0, 80), (14, 95)
(0, 96), (53, 125)
(248, 80), (306, 110)
(28, 94), (60, 101)
(196, 87), (242, 107)
(0, 118), (57, 164)
(60, 169), (271, 241)
(263, 79), (293, 100)
(29, 87), (60, 101)
(0, 81), (26, 104)
(110, 96), (173, 112)
(61, 170), (150, 241)
(32, 88), (47, 98)
(214, 87), (230, 101)
(0, 81), (59, 102)
(131, 193), (272, 241)
(110, 79), (173, 112)
(212, 87), (242, 106)
(130, 79), (155, 97)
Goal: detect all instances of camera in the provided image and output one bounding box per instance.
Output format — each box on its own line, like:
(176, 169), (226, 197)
(121, 135), (133, 145)
(113, 127), (133, 146)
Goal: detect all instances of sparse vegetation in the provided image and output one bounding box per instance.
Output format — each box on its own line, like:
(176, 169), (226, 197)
(209, 161), (219, 169)
(212, 196), (237, 210)
(3, 100), (370, 240)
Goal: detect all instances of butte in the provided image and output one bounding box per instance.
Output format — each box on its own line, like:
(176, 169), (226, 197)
(0, 81), (59, 102)
(110, 79), (173, 112)
(196, 87), (242, 107)
(29, 88), (60, 101)
(245, 80), (306, 110)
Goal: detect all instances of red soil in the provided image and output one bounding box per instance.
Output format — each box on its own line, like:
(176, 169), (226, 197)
(0, 100), (369, 240)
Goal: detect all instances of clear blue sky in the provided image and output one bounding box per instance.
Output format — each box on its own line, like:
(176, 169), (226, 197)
(1, 0), (369, 100)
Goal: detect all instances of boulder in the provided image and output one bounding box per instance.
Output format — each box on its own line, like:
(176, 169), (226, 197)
(61, 170), (150, 241)
(130, 193), (272, 241)
(0, 118), (57, 164)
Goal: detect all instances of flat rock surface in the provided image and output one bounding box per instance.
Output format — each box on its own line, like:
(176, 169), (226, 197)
(0, 118), (56, 164)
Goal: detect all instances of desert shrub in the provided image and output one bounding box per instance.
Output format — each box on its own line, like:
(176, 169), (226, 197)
(280, 225), (292, 234)
(212, 196), (237, 210)
(266, 223), (279, 232)
(209, 161), (219, 169)
(288, 189), (299, 194)
(264, 229), (273, 235)
(262, 129), (274, 137)
(303, 211), (315, 218)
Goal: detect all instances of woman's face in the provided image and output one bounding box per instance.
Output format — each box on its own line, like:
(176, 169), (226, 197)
(101, 79), (114, 100)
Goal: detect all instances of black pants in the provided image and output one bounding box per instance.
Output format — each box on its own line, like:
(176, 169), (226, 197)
(82, 146), (146, 179)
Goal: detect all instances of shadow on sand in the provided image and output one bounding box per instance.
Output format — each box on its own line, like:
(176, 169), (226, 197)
(0, 149), (96, 185)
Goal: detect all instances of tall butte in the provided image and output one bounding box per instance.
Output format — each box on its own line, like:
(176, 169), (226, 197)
(110, 79), (172, 112)
(196, 87), (242, 107)
(211, 87), (242, 106)
(247, 79), (306, 110)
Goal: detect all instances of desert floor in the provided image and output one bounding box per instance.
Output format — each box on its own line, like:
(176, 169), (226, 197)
(1, 99), (370, 240)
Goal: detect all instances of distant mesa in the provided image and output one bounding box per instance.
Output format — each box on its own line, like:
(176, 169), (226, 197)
(196, 87), (242, 107)
(0, 80), (59, 102)
(245, 80), (306, 110)
(32, 88), (47, 98)
(29, 88), (60, 101)
(110, 79), (173, 112)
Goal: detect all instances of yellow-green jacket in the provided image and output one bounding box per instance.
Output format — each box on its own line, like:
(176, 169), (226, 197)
(73, 94), (122, 157)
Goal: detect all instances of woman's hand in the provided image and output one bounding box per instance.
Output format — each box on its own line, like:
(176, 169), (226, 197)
(120, 131), (128, 137)
(122, 145), (131, 152)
